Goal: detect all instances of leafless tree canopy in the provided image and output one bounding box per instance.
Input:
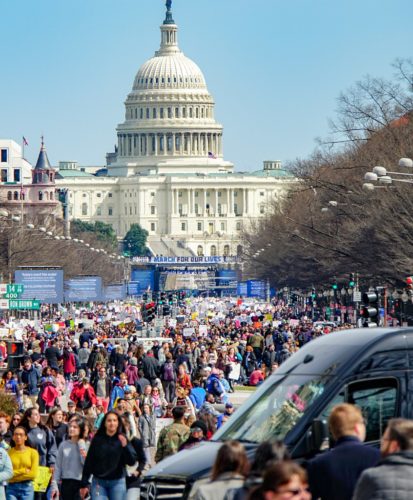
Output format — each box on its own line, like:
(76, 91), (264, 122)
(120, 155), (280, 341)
(0, 218), (124, 284)
(243, 59), (413, 289)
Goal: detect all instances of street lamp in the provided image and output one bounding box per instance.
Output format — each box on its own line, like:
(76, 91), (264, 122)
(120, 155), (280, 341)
(363, 158), (413, 190)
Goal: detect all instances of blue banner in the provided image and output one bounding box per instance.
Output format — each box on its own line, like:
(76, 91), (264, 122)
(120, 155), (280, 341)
(64, 276), (103, 302)
(15, 269), (64, 304)
(237, 280), (266, 299)
(129, 269), (155, 295)
(237, 281), (248, 296)
(103, 284), (126, 301)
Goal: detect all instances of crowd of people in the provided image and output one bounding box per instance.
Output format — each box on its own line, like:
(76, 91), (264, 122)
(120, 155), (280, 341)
(0, 295), (390, 499)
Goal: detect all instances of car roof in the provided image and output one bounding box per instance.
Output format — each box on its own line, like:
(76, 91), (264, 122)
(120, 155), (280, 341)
(276, 327), (413, 376)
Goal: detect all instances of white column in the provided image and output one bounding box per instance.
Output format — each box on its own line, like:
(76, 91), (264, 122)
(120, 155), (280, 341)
(230, 188), (234, 214)
(243, 188), (246, 214)
(163, 134), (167, 156)
(175, 189), (179, 214)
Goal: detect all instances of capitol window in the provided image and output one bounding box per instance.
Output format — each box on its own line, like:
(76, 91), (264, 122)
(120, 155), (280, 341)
(82, 203), (88, 215)
(108, 207), (113, 216)
(160, 108), (164, 119)
(97, 206), (102, 216)
(140, 109), (143, 119)
(197, 245), (203, 256)
(178, 191), (182, 197)
(221, 222), (225, 231)
(236, 222), (242, 231)
(153, 108), (157, 119)
(189, 108), (193, 118)
(150, 223), (156, 232)
(195, 108), (199, 118)
(155, 77), (159, 83)
(195, 191), (198, 197)
(168, 108), (172, 118)
(260, 204), (265, 214)
(108, 193), (113, 198)
(162, 77), (165, 83)
(197, 222), (202, 231)
(182, 108), (187, 118)
(146, 108), (150, 119)
(150, 206), (155, 215)
(181, 222), (186, 231)
(175, 107), (179, 117)
(234, 191), (238, 197)
(218, 191), (222, 197)
(83, 193), (87, 198)
(260, 191), (265, 196)
(210, 245), (217, 256)
(96, 193), (101, 198)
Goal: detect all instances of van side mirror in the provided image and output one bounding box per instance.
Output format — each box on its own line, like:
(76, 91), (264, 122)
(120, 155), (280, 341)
(310, 419), (330, 452)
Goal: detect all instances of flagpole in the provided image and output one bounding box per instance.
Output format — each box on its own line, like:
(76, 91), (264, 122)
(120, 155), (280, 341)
(20, 137), (25, 226)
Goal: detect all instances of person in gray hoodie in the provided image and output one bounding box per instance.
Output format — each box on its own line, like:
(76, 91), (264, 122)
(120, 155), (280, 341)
(353, 418), (413, 500)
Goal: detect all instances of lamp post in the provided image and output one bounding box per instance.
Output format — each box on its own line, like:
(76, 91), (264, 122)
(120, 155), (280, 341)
(363, 158), (413, 191)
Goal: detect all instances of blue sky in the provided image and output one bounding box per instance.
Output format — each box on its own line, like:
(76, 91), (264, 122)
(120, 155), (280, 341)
(1, 0), (412, 171)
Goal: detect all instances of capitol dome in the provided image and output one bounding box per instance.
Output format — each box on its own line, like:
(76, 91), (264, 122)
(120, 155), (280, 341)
(110, 0), (233, 176)
(133, 53), (207, 91)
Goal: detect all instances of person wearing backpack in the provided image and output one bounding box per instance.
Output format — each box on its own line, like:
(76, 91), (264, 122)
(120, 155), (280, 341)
(160, 354), (176, 403)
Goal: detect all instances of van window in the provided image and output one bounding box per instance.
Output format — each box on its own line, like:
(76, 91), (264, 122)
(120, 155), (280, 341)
(214, 373), (330, 444)
(347, 378), (398, 442)
(356, 350), (408, 372)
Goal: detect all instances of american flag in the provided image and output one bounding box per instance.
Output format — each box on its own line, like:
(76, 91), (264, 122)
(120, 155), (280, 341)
(23, 137), (29, 146)
(208, 151), (217, 159)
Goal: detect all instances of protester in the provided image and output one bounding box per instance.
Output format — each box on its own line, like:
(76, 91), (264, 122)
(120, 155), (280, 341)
(51, 417), (89, 500)
(7, 426), (39, 500)
(155, 406), (190, 463)
(307, 403), (380, 500)
(0, 444), (12, 498)
(20, 408), (57, 470)
(80, 411), (137, 500)
(189, 441), (249, 500)
(179, 420), (208, 451)
(138, 404), (156, 468)
(120, 415), (146, 500)
(248, 461), (311, 500)
(353, 418), (413, 500)
(46, 408), (68, 448)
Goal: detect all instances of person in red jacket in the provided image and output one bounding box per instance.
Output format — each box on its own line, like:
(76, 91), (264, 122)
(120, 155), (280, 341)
(70, 377), (97, 415)
(63, 347), (76, 381)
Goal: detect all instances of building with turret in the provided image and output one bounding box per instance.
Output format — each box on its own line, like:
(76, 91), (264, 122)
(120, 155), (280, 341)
(54, 1), (296, 257)
(0, 138), (59, 225)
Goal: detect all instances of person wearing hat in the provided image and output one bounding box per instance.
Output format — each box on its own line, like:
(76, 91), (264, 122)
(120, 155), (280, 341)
(125, 357), (139, 385)
(67, 400), (77, 419)
(179, 420), (208, 451)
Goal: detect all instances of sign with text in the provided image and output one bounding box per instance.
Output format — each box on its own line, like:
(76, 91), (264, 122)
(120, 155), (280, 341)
(103, 284), (126, 302)
(132, 256), (239, 265)
(15, 270), (64, 304)
(64, 276), (103, 302)
(9, 299), (40, 310)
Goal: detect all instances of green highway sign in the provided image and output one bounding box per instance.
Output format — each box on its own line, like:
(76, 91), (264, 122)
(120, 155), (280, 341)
(9, 300), (40, 310)
(6, 284), (24, 294)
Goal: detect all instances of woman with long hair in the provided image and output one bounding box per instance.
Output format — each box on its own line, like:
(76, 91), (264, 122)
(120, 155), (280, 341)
(62, 347), (76, 381)
(2, 370), (22, 411)
(46, 408), (68, 448)
(248, 461), (311, 500)
(229, 441), (290, 500)
(190, 441), (249, 500)
(51, 417), (89, 500)
(80, 411), (136, 500)
(138, 404), (156, 468)
(6, 426), (39, 500)
(20, 408), (57, 470)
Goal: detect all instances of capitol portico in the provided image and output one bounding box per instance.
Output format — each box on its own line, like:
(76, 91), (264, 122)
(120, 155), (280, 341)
(54, 1), (296, 257)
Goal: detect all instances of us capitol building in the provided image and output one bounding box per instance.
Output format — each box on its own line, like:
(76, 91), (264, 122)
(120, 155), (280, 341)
(54, 1), (295, 258)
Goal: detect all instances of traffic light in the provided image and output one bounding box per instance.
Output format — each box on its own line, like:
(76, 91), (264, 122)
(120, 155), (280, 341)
(159, 292), (166, 305)
(349, 273), (356, 288)
(6, 340), (24, 370)
(332, 281), (338, 290)
(144, 302), (156, 323)
(311, 287), (316, 299)
(142, 292), (148, 301)
(168, 293), (174, 305)
(163, 304), (171, 316)
(361, 290), (379, 327)
(406, 276), (413, 292)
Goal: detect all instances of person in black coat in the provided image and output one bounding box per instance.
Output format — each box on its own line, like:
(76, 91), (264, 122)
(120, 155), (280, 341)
(140, 351), (160, 383)
(307, 403), (380, 500)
